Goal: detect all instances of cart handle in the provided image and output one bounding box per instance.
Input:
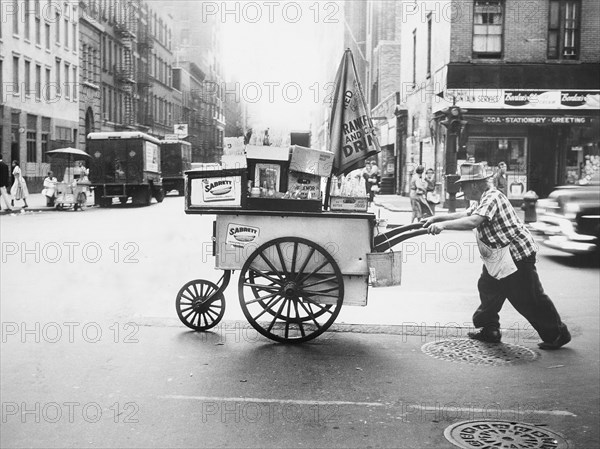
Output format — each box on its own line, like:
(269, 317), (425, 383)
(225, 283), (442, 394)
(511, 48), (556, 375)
(374, 222), (424, 247)
(373, 228), (429, 253)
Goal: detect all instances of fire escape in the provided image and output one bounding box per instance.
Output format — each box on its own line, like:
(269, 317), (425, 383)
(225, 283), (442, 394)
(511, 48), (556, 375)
(136, 22), (153, 128)
(114, 1), (138, 128)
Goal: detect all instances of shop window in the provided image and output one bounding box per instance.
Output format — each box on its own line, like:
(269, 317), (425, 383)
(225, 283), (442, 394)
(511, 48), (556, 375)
(472, 1), (503, 59)
(548, 0), (580, 60)
(26, 132), (36, 162)
(465, 137), (527, 199)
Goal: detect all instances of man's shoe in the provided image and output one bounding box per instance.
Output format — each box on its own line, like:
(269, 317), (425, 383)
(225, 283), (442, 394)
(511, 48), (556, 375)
(538, 329), (571, 350)
(468, 327), (502, 343)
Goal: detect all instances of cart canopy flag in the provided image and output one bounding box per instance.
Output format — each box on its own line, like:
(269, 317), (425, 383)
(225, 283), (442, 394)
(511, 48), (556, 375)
(329, 49), (380, 176)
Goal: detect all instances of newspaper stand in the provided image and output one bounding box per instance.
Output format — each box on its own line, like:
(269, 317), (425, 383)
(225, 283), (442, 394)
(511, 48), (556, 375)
(176, 151), (427, 343)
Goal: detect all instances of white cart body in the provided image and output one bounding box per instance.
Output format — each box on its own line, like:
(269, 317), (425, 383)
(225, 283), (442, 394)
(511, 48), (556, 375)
(213, 211), (374, 306)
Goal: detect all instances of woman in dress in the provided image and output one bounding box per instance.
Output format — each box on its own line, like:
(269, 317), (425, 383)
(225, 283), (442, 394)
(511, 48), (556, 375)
(409, 165), (432, 222)
(10, 160), (29, 208)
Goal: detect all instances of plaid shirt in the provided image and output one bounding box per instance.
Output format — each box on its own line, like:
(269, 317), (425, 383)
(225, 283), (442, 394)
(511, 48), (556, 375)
(467, 188), (538, 261)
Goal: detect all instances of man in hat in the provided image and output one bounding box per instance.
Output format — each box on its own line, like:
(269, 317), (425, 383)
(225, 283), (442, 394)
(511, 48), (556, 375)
(422, 163), (571, 350)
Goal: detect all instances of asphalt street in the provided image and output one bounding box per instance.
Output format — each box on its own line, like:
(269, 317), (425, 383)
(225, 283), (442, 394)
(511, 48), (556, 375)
(1, 195), (598, 448)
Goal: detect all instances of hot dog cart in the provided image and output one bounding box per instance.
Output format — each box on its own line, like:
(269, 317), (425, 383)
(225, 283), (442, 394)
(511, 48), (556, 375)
(176, 145), (426, 343)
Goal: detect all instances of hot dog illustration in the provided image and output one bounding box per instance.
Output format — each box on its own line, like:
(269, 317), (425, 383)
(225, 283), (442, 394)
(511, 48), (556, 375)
(227, 225), (259, 245)
(202, 179), (235, 202)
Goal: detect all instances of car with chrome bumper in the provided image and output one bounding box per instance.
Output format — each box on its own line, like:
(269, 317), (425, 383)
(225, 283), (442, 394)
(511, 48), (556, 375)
(530, 183), (600, 255)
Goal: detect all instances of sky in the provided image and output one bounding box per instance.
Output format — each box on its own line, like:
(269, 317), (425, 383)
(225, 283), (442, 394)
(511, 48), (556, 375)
(220, 1), (344, 136)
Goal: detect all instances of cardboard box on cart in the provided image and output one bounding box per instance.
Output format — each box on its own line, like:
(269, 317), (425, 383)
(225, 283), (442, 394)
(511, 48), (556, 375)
(289, 145), (334, 177)
(287, 145), (334, 203)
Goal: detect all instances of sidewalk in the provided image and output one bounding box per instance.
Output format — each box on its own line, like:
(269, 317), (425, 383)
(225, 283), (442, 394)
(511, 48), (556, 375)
(373, 194), (450, 213)
(374, 193), (527, 221)
(1, 193), (75, 214)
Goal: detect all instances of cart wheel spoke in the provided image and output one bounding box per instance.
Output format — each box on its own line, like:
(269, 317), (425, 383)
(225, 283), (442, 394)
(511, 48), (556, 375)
(242, 282), (280, 292)
(257, 252), (284, 281)
(296, 300), (322, 329)
(248, 268), (283, 286)
(176, 279), (225, 331)
(275, 243), (288, 276)
(245, 292), (280, 306)
(294, 246), (316, 283)
(293, 300), (306, 338)
(251, 296), (284, 321)
(239, 237), (344, 343)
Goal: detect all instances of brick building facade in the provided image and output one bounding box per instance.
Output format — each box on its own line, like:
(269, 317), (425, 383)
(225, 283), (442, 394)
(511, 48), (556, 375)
(403, 0), (600, 201)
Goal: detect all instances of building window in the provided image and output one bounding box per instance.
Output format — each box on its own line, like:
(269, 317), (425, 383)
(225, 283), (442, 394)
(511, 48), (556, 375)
(427, 14), (432, 78)
(72, 66), (77, 99)
(24, 0), (31, 40)
(35, 17), (41, 44)
(548, 0), (580, 59)
(24, 60), (31, 95)
(45, 68), (50, 99)
(412, 29), (417, 85)
(55, 13), (60, 43)
(64, 62), (70, 99)
(64, 18), (69, 49)
(45, 23), (50, 50)
(72, 22), (77, 52)
(472, 1), (503, 58)
(12, 56), (19, 93)
(41, 133), (49, 161)
(13, 0), (19, 35)
(35, 64), (41, 100)
(55, 59), (61, 95)
(27, 132), (37, 162)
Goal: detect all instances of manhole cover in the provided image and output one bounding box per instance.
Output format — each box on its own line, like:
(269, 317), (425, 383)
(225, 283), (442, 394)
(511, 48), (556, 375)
(421, 338), (538, 366)
(444, 420), (569, 449)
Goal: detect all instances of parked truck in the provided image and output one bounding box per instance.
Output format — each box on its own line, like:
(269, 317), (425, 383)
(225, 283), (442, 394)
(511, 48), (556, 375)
(86, 132), (164, 207)
(161, 138), (192, 196)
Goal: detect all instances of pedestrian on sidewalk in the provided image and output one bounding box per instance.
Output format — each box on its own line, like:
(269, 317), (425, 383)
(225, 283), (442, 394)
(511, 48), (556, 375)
(0, 154), (14, 212)
(422, 163), (571, 350)
(424, 168), (439, 215)
(10, 160), (29, 209)
(409, 166), (432, 223)
(42, 171), (58, 207)
(493, 161), (508, 196)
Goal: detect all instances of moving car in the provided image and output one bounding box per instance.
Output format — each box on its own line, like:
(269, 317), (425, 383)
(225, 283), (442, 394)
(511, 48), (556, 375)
(531, 182), (600, 255)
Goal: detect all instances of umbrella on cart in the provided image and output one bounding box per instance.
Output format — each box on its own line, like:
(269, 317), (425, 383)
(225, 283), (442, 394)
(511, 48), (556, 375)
(46, 147), (91, 182)
(45, 147), (92, 210)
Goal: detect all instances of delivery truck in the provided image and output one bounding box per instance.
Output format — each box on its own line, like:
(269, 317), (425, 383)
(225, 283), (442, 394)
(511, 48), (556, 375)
(86, 132), (164, 207)
(160, 138), (192, 196)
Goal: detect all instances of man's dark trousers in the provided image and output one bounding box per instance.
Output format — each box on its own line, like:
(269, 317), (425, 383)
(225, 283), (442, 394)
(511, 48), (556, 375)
(473, 255), (568, 343)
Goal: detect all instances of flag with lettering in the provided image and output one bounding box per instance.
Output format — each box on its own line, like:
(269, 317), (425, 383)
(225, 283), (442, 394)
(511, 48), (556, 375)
(329, 49), (380, 175)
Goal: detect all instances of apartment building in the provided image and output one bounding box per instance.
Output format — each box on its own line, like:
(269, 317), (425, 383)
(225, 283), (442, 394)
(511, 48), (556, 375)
(1, 0), (80, 189)
(163, 1), (225, 163)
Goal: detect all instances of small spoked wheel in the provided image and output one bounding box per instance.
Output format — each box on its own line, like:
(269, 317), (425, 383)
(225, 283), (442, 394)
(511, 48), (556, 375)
(176, 279), (225, 331)
(238, 237), (344, 343)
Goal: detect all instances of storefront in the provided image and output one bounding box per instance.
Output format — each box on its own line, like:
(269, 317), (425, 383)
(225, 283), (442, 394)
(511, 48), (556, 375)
(436, 89), (600, 199)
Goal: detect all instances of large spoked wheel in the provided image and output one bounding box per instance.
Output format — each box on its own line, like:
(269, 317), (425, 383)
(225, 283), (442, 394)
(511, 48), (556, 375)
(176, 279), (225, 331)
(239, 237), (344, 343)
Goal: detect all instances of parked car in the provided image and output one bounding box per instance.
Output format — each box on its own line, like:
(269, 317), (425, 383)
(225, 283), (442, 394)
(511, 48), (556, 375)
(531, 182), (600, 255)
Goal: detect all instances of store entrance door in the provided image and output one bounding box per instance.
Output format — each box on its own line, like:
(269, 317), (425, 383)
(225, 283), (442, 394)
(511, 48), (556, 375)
(528, 127), (559, 198)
